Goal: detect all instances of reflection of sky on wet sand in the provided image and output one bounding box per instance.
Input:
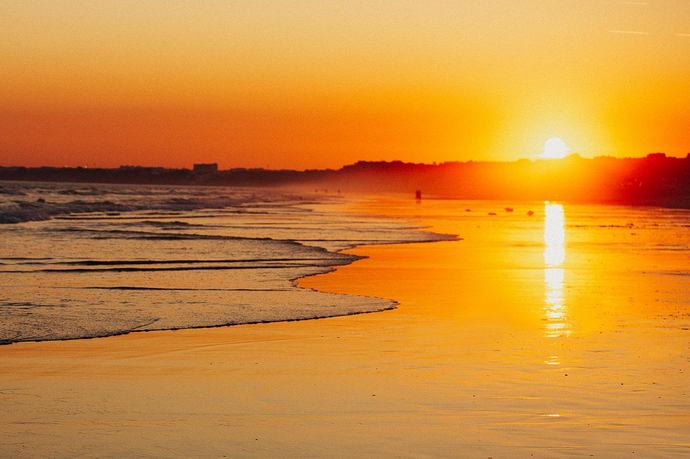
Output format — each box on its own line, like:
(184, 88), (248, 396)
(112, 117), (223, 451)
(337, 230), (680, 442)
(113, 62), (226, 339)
(544, 203), (570, 339)
(2, 197), (690, 458)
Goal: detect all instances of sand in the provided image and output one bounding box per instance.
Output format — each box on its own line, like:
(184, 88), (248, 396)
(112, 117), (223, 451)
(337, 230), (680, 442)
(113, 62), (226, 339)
(1, 198), (689, 458)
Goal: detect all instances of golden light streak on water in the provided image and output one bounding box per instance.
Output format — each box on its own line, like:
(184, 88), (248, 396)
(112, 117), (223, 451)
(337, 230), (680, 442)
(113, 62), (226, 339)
(543, 203), (570, 339)
(544, 202), (565, 267)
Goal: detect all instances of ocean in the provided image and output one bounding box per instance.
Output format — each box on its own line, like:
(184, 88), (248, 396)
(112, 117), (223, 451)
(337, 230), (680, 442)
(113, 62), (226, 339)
(0, 181), (453, 343)
(2, 186), (690, 455)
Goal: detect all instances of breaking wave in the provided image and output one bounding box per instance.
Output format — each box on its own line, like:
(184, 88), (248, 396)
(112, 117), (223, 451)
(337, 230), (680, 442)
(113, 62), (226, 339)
(0, 181), (456, 344)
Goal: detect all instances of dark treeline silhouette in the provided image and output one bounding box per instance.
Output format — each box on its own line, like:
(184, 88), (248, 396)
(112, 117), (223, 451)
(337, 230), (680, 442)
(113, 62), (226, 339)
(1, 153), (689, 207)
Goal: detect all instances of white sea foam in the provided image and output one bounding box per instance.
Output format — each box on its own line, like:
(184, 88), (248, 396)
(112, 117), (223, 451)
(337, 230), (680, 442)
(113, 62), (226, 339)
(0, 181), (455, 343)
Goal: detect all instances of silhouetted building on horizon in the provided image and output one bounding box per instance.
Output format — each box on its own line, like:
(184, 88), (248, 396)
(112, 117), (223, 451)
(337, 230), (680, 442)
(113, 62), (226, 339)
(2, 154), (689, 208)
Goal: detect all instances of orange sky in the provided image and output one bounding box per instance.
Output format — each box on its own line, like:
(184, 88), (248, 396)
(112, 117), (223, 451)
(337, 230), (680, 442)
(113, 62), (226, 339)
(1, 0), (689, 169)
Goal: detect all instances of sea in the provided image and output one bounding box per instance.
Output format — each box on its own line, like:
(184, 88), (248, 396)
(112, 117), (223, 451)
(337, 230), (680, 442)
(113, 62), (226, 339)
(0, 181), (453, 344)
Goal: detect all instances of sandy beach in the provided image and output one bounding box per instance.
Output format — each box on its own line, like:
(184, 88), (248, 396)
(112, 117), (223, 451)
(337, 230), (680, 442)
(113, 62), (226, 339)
(5, 2), (690, 457)
(2, 198), (689, 458)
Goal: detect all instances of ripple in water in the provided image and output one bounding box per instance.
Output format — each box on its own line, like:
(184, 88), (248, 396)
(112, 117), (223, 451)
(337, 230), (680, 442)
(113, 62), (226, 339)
(0, 182), (455, 344)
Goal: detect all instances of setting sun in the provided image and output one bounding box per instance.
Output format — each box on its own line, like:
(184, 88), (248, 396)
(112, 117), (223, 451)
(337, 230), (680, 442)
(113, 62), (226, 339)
(1, 2), (690, 457)
(542, 137), (570, 159)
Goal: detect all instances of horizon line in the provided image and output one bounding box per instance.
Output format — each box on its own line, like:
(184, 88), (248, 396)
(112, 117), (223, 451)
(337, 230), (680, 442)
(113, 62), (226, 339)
(2, 152), (690, 172)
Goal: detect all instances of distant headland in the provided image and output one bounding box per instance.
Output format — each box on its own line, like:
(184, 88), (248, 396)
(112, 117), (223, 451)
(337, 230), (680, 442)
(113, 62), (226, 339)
(2, 153), (689, 208)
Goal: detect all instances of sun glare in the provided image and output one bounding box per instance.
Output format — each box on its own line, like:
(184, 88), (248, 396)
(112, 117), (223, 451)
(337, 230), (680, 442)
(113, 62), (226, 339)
(543, 202), (569, 338)
(542, 137), (569, 159)
(544, 203), (565, 267)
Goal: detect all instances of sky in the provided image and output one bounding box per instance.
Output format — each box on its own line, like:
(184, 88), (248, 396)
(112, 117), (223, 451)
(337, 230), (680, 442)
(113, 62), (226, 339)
(1, 0), (689, 169)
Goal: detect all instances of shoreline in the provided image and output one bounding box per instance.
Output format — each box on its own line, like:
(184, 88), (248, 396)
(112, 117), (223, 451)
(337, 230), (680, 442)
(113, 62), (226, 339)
(0, 182), (456, 345)
(0, 232), (456, 346)
(1, 199), (688, 457)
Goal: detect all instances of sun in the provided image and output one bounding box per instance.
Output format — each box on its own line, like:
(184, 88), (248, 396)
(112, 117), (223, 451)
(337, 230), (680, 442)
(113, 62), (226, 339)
(542, 137), (570, 159)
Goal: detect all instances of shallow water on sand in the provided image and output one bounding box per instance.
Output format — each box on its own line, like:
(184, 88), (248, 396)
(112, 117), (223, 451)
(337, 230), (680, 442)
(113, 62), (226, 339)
(301, 197), (690, 456)
(1, 196), (689, 457)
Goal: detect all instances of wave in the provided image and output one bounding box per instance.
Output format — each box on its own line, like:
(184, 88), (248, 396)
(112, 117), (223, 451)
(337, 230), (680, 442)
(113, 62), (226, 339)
(4, 256), (343, 266)
(78, 286), (294, 292)
(2, 262), (351, 274)
(0, 184), (311, 224)
(53, 227), (288, 240)
(127, 220), (216, 229)
(0, 182), (458, 344)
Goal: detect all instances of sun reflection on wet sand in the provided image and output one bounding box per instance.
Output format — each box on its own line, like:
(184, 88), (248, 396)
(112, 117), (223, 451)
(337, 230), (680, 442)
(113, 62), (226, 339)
(544, 203), (570, 339)
(544, 202), (565, 267)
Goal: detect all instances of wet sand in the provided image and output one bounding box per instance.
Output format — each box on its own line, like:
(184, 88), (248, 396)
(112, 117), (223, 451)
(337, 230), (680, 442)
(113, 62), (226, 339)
(2, 198), (689, 457)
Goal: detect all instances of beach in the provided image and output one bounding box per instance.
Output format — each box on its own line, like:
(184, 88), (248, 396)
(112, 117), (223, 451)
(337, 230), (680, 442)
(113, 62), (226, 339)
(1, 197), (689, 457)
(4, 2), (690, 457)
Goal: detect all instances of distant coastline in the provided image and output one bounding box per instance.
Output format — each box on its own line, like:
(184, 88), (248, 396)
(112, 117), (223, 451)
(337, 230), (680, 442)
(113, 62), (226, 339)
(2, 153), (689, 208)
